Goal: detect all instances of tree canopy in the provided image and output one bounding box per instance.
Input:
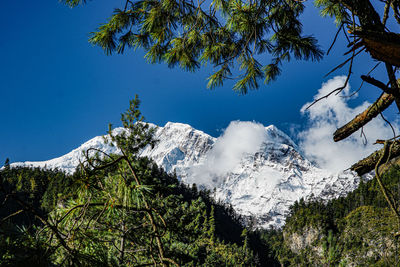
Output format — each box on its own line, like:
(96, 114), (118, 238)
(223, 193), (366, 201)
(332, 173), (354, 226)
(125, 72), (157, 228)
(0, 97), (273, 266)
(60, 0), (400, 165)
(62, 0), (324, 94)
(60, 0), (400, 243)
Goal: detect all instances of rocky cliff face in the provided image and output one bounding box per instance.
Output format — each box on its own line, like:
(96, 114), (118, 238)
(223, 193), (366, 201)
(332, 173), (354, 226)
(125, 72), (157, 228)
(10, 122), (364, 228)
(282, 205), (398, 266)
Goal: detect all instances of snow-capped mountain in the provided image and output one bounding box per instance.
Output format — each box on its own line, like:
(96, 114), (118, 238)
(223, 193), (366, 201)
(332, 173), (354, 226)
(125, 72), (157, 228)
(10, 122), (365, 228)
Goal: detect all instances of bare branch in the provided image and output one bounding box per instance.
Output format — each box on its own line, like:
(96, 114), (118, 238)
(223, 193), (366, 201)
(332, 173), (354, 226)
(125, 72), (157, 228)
(57, 203), (150, 224)
(333, 93), (395, 142)
(361, 75), (397, 95)
(327, 24), (343, 55)
(380, 112), (397, 138)
(324, 47), (364, 78)
(307, 47), (359, 110)
(87, 155), (127, 173)
(360, 127), (367, 145)
(351, 140), (400, 176)
(0, 209), (24, 224)
(344, 62), (381, 98)
(391, 1), (400, 24)
(385, 64), (400, 110)
(382, 0), (392, 25)
(374, 141), (400, 225)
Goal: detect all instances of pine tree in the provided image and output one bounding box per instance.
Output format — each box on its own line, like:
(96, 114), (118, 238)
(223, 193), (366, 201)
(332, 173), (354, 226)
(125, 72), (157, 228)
(60, 0), (400, 170)
(0, 97), (268, 266)
(3, 158), (9, 170)
(60, 0), (400, 236)
(61, 0), (324, 93)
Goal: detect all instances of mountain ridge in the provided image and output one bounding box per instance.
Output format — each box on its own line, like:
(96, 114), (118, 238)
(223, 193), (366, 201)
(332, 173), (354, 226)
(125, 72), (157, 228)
(9, 121), (367, 228)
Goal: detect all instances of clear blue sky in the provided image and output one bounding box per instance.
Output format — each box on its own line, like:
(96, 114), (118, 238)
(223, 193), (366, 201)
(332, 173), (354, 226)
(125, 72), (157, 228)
(1, 0), (391, 163)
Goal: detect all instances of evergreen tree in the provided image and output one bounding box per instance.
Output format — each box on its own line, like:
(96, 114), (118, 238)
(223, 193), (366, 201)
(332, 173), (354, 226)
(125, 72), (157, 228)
(3, 158), (9, 170)
(269, 164), (400, 266)
(0, 97), (271, 266)
(61, 0), (324, 93)
(60, 0), (400, 236)
(60, 0), (400, 174)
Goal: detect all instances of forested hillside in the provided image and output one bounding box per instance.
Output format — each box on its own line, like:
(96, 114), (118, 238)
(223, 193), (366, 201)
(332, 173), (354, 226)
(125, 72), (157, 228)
(4, 146), (400, 266)
(3, 98), (400, 266)
(0, 163), (280, 266)
(268, 165), (400, 266)
(0, 98), (277, 266)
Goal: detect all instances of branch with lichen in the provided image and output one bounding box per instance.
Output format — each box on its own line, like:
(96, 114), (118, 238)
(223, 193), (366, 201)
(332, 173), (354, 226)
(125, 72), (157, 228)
(350, 140), (400, 176)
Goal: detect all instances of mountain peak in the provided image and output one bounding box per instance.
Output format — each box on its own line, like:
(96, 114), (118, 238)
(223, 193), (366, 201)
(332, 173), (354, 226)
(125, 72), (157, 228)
(264, 124), (298, 149)
(9, 121), (362, 228)
(163, 121), (193, 129)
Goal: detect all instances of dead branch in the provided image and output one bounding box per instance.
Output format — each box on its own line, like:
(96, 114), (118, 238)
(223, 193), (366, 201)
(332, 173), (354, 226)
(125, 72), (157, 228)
(385, 64), (400, 111)
(0, 209), (24, 224)
(324, 47), (364, 78)
(345, 62), (381, 98)
(306, 49), (358, 110)
(380, 112), (397, 138)
(361, 75), (397, 95)
(382, 0), (392, 26)
(56, 203), (150, 224)
(350, 140), (400, 175)
(333, 93), (395, 142)
(355, 30), (400, 67)
(327, 24), (343, 55)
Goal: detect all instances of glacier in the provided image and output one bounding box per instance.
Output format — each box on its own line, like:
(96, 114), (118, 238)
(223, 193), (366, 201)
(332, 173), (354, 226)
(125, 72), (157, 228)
(9, 121), (367, 228)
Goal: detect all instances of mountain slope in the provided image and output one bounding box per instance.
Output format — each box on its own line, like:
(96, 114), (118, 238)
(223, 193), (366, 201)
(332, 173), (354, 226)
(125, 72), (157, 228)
(10, 122), (364, 228)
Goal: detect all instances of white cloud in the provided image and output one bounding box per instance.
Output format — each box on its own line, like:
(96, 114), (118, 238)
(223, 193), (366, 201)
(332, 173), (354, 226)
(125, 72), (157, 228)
(298, 76), (398, 173)
(186, 76), (397, 187)
(188, 121), (267, 186)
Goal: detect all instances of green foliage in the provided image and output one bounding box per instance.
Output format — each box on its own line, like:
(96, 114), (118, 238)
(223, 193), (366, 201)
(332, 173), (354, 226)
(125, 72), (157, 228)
(61, 0), (88, 8)
(0, 97), (273, 266)
(0, 224), (52, 267)
(314, 0), (349, 26)
(111, 94), (157, 157)
(339, 206), (398, 266)
(60, 0), (400, 95)
(271, 165), (400, 266)
(63, 0), (323, 93)
(0, 166), (76, 265)
(0, 166), (73, 224)
(321, 230), (342, 266)
(285, 197), (332, 234)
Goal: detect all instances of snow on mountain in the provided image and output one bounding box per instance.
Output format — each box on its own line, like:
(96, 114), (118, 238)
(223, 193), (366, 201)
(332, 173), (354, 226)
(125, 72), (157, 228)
(140, 122), (215, 174)
(9, 121), (365, 228)
(8, 128), (124, 174)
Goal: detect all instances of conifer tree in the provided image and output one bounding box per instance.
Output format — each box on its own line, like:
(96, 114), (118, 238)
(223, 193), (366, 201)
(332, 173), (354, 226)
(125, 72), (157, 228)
(60, 0), (400, 231)
(3, 158), (9, 170)
(0, 97), (266, 266)
(62, 0), (323, 93)
(60, 0), (400, 169)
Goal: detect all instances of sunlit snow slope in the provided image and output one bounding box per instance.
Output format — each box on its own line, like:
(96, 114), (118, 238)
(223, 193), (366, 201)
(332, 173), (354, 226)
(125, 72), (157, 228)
(10, 122), (364, 228)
